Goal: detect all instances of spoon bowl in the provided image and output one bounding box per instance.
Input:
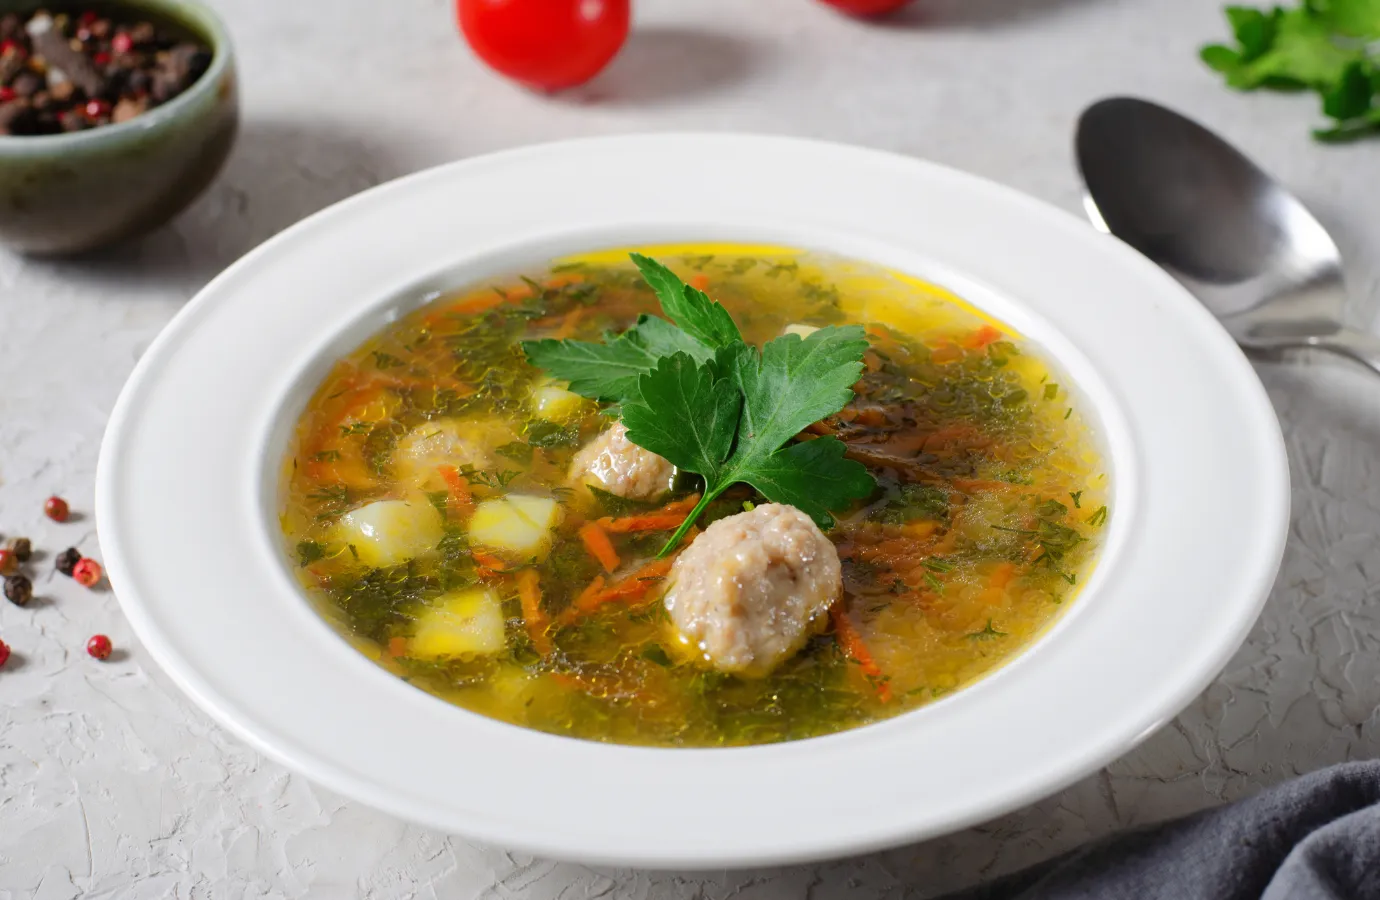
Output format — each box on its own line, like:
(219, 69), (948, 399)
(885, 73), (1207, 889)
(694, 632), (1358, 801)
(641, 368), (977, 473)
(1076, 96), (1380, 371)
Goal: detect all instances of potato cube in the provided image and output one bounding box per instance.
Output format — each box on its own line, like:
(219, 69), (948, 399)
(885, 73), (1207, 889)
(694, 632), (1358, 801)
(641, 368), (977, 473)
(334, 499), (443, 568)
(468, 494), (562, 559)
(410, 587), (506, 659)
(530, 381), (588, 422)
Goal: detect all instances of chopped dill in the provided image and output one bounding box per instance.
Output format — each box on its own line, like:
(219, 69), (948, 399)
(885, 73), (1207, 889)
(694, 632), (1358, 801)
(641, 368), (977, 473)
(640, 645), (674, 667)
(308, 484), (350, 507)
(967, 620), (1008, 641)
(527, 421), (580, 449)
(496, 441), (534, 464)
(799, 281), (841, 305)
(1087, 506), (1108, 527)
(296, 540), (324, 567)
(460, 467), (521, 490)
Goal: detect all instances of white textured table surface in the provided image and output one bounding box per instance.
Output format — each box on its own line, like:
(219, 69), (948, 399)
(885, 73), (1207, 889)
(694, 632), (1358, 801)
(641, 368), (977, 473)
(4, 0), (1380, 896)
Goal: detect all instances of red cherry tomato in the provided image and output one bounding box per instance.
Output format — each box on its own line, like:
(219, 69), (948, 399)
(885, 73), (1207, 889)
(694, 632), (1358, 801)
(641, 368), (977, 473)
(817, 0), (914, 16)
(457, 0), (630, 92)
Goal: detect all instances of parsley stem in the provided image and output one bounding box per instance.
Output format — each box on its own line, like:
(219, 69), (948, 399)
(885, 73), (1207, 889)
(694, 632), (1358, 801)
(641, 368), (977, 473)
(656, 487), (725, 557)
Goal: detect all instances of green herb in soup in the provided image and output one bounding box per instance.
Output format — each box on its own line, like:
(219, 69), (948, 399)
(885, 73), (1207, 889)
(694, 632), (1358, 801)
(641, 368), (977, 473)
(280, 244), (1109, 747)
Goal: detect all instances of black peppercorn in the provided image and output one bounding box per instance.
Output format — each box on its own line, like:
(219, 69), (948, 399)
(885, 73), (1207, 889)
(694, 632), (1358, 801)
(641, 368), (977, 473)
(5, 573), (32, 607)
(7, 537), (31, 562)
(56, 547), (81, 577)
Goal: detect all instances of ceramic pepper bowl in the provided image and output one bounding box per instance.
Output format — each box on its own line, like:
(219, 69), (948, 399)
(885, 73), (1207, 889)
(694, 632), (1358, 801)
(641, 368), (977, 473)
(0, 0), (237, 256)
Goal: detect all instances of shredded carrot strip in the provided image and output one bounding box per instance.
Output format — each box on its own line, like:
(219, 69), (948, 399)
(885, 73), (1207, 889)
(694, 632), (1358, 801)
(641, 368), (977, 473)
(830, 602), (892, 702)
(595, 494), (702, 533)
(597, 513), (689, 534)
(587, 558), (675, 608)
(515, 569), (551, 655)
(899, 521), (939, 540)
(853, 408), (888, 428)
(578, 522), (621, 573)
(560, 557), (677, 625)
(437, 465), (475, 518)
(981, 562), (1017, 605)
(930, 344), (964, 365)
(471, 550), (512, 573)
(660, 493), (702, 514)
(964, 325), (1004, 349)
(554, 306), (586, 340)
(929, 528), (960, 556)
(386, 636), (408, 658)
(562, 576), (608, 622)
(689, 273), (711, 291)
(450, 293), (507, 316)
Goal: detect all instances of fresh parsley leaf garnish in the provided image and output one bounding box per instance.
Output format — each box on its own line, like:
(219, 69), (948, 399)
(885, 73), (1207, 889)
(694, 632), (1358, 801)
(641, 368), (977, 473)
(1202, 1), (1380, 140)
(525, 254), (877, 554)
(621, 333), (875, 553)
(629, 253), (742, 349)
(520, 314), (714, 403)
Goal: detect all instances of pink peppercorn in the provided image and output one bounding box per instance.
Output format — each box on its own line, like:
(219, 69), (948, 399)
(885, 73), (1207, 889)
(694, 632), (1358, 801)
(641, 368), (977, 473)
(72, 558), (103, 588)
(86, 634), (112, 660)
(44, 496), (70, 522)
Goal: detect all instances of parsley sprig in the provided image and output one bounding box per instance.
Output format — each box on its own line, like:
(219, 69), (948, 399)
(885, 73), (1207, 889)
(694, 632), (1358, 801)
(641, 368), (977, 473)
(522, 254), (876, 555)
(1202, 1), (1380, 141)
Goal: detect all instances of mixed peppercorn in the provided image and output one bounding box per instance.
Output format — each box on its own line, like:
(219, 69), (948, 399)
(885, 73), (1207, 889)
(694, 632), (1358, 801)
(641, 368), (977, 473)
(0, 8), (212, 136)
(0, 494), (114, 669)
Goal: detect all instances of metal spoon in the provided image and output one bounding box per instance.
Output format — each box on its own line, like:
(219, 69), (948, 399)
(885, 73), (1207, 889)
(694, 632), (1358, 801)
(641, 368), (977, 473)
(1075, 96), (1380, 375)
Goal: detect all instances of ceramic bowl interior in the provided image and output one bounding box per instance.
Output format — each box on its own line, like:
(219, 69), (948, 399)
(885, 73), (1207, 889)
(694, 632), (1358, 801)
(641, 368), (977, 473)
(96, 134), (1290, 868)
(0, 0), (237, 255)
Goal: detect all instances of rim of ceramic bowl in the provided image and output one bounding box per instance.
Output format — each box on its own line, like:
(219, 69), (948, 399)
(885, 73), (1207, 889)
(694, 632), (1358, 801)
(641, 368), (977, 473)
(96, 133), (1290, 868)
(0, 0), (232, 155)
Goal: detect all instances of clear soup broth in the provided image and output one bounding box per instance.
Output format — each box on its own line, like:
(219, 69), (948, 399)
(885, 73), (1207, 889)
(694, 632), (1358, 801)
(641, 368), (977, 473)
(280, 245), (1108, 747)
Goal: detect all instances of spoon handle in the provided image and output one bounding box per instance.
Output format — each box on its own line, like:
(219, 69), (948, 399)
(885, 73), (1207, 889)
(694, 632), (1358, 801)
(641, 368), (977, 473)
(1310, 328), (1380, 377)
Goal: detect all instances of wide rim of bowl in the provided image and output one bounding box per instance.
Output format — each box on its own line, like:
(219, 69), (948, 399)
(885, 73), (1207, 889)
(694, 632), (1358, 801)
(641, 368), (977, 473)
(0, 0), (233, 155)
(96, 133), (1290, 869)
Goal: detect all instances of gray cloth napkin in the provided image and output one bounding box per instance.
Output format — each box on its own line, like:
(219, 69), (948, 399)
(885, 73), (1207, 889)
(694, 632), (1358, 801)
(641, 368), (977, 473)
(940, 762), (1380, 900)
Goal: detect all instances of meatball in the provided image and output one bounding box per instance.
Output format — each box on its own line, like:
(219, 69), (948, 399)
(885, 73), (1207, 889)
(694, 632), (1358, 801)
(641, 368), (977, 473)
(392, 418), (516, 486)
(664, 503), (841, 677)
(568, 421), (676, 501)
